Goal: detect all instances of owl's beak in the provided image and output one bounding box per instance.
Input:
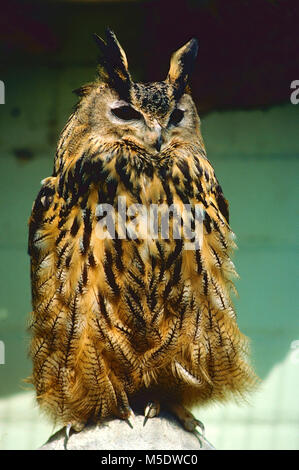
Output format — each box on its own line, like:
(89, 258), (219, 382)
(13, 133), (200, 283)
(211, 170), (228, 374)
(149, 121), (163, 153)
(155, 134), (163, 152)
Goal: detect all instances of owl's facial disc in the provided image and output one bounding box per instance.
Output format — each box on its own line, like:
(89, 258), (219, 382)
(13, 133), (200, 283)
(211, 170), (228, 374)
(107, 96), (191, 154)
(109, 99), (164, 153)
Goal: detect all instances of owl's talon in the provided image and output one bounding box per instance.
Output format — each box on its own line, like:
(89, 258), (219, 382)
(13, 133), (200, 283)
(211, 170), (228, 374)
(194, 430), (203, 448)
(168, 403), (205, 435)
(143, 400), (160, 427)
(64, 423), (73, 450)
(194, 418), (205, 436)
(122, 407), (135, 429)
(63, 421), (85, 449)
(64, 423), (72, 447)
(194, 429), (216, 450)
(126, 417), (134, 429)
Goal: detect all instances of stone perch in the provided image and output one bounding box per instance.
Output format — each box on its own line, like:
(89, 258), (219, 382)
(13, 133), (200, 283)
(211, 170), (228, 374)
(40, 411), (215, 450)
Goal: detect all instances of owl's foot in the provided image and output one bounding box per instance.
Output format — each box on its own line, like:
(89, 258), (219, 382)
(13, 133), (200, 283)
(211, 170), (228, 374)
(168, 403), (205, 447)
(143, 400), (160, 426)
(64, 421), (85, 450)
(115, 388), (136, 428)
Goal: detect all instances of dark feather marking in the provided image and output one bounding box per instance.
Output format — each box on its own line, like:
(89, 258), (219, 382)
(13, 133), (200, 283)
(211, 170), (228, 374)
(115, 156), (140, 200)
(211, 279), (226, 309)
(97, 292), (112, 327)
(133, 245), (145, 274)
(115, 323), (133, 339)
(163, 257), (182, 299)
(128, 269), (145, 289)
(33, 233), (49, 245)
(104, 250), (120, 297)
(64, 293), (80, 367)
(165, 239), (183, 270)
(57, 241), (69, 268)
(106, 178), (118, 205)
(125, 293), (146, 328)
(177, 160), (194, 197)
(47, 310), (63, 352)
(34, 294), (56, 319)
(155, 242), (166, 282)
(215, 319), (224, 347)
(65, 252), (72, 268)
(193, 157), (203, 176)
(70, 217), (80, 237)
(173, 183), (190, 205)
(216, 185), (229, 223)
(203, 271), (208, 296)
(148, 283), (158, 311)
(37, 274), (54, 292)
(206, 337), (215, 379)
(55, 229), (67, 246)
(113, 238), (124, 272)
(178, 302), (187, 329)
(127, 286), (146, 326)
(207, 309), (213, 329)
(58, 203), (72, 228)
(194, 180), (208, 207)
(158, 166), (173, 206)
(82, 208), (92, 254)
(88, 252), (96, 268)
(211, 247), (222, 267)
(156, 241), (164, 259)
(172, 257), (182, 285)
(107, 335), (137, 371)
(32, 338), (48, 359)
(204, 212), (212, 234)
(195, 249), (203, 275)
(193, 306), (201, 340)
(150, 295), (162, 325)
(28, 185), (55, 254)
(82, 263), (88, 286)
(148, 319), (178, 363)
(43, 214), (56, 225)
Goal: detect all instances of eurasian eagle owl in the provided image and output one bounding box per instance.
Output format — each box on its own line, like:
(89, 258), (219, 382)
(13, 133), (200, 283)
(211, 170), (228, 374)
(28, 29), (257, 441)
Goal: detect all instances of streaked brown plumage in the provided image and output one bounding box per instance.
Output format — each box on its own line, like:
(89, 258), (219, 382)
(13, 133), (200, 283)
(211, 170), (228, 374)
(27, 29), (257, 433)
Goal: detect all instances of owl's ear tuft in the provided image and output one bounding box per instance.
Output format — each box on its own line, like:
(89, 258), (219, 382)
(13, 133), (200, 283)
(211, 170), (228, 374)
(167, 38), (198, 100)
(94, 28), (132, 101)
(72, 83), (95, 97)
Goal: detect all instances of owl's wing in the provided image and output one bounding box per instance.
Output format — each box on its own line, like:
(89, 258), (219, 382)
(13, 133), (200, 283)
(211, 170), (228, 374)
(148, 144), (256, 402)
(27, 149), (154, 423)
(178, 150), (238, 313)
(158, 144), (238, 314)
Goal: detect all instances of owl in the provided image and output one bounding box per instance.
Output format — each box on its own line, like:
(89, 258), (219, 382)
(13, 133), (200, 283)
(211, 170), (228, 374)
(27, 29), (257, 442)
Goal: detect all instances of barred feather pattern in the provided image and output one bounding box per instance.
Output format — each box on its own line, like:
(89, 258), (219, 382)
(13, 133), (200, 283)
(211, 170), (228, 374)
(28, 109), (257, 427)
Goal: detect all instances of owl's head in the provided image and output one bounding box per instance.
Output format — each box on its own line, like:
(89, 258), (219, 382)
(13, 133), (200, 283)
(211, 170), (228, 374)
(74, 29), (201, 155)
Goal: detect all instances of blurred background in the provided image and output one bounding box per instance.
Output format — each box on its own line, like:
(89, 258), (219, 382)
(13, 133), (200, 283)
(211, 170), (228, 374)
(0, 0), (298, 450)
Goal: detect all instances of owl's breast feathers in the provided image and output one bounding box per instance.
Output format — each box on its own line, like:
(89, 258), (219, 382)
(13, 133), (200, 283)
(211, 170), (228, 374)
(28, 139), (256, 424)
